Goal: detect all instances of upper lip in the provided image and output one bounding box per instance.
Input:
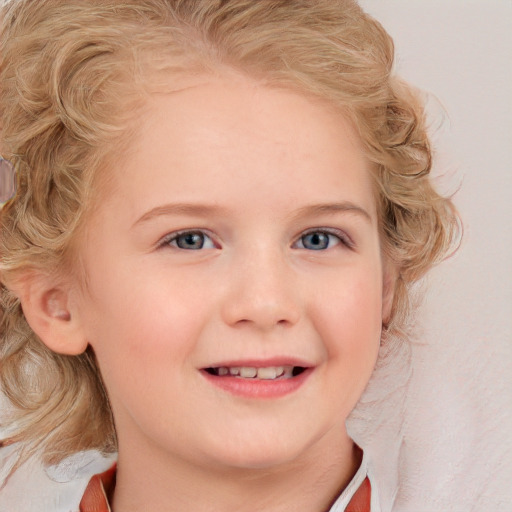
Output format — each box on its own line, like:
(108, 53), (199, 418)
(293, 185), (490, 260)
(201, 357), (314, 369)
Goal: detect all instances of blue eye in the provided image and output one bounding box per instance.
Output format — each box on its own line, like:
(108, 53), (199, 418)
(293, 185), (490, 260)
(166, 231), (215, 250)
(296, 231), (344, 250)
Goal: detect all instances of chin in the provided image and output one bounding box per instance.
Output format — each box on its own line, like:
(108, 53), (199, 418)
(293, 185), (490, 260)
(201, 430), (317, 472)
(214, 450), (300, 472)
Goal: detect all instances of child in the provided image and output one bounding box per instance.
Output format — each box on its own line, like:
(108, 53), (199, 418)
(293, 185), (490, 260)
(0, 1), (459, 511)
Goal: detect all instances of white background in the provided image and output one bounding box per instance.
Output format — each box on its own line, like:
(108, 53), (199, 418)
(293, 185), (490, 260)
(359, 1), (512, 510)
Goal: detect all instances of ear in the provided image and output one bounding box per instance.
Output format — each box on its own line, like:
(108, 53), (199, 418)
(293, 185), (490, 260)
(382, 260), (398, 327)
(13, 273), (88, 355)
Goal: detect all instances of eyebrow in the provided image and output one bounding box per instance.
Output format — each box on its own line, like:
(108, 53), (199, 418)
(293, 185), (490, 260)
(291, 202), (373, 223)
(133, 201), (372, 227)
(133, 203), (228, 227)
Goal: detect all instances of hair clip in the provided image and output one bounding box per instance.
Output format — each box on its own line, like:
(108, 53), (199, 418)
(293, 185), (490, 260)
(0, 156), (17, 204)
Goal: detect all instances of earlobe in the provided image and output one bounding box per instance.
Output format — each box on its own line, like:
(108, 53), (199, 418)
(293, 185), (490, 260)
(15, 275), (88, 356)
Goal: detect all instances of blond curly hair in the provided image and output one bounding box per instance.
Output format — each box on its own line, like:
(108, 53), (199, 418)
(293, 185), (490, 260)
(0, 0), (460, 468)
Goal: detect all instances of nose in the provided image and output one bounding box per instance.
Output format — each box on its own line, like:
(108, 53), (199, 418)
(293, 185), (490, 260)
(220, 248), (301, 331)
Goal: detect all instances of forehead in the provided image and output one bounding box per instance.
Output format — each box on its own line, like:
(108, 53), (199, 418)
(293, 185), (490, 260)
(93, 73), (377, 226)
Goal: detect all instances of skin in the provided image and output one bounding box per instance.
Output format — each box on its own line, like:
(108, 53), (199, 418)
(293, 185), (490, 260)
(28, 74), (395, 511)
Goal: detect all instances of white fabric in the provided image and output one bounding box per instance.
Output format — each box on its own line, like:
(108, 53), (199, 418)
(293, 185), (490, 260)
(0, 447), (115, 512)
(329, 450), (380, 512)
(347, 335), (410, 512)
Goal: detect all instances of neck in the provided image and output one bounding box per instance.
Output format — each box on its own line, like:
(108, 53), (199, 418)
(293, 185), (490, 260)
(111, 428), (362, 512)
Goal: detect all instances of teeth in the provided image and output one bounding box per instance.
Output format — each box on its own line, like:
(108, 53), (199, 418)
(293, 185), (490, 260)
(213, 366), (297, 380)
(258, 368), (277, 380)
(239, 367), (257, 378)
(256, 367), (277, 379)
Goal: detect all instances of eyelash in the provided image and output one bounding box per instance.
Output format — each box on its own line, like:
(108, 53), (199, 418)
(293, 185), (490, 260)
(158, 228), (354, 251)
(159, 230), (217, 250)
(294, 228), (354, 251)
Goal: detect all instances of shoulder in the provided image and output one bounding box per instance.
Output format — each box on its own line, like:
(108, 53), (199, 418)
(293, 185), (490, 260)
(0, 448), (116, 512)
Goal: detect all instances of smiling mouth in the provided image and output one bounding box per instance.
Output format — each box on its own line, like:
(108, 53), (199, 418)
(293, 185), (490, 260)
(204, 365), (306, 380)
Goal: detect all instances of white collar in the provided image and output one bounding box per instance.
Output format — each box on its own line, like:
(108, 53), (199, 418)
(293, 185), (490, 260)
(328, 450), (380, 512)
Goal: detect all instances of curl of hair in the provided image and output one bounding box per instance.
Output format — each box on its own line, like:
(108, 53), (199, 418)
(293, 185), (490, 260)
(0, 0), (460, 467)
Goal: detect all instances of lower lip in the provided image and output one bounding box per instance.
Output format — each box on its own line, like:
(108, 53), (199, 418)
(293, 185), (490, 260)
(201, 369), (313, 399)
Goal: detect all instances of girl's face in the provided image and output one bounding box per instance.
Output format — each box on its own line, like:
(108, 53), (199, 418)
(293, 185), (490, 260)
(75, 75), (393, 472)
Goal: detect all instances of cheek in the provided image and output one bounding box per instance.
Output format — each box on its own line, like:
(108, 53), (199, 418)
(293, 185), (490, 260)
(84, 282), (213, 429)
(82, 269), (211, 381)
(314, 272), (383, 415)
(314, 270), (383, 360)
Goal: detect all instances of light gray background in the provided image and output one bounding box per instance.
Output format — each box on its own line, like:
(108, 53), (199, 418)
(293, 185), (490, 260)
(359, 1), (512, 510)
